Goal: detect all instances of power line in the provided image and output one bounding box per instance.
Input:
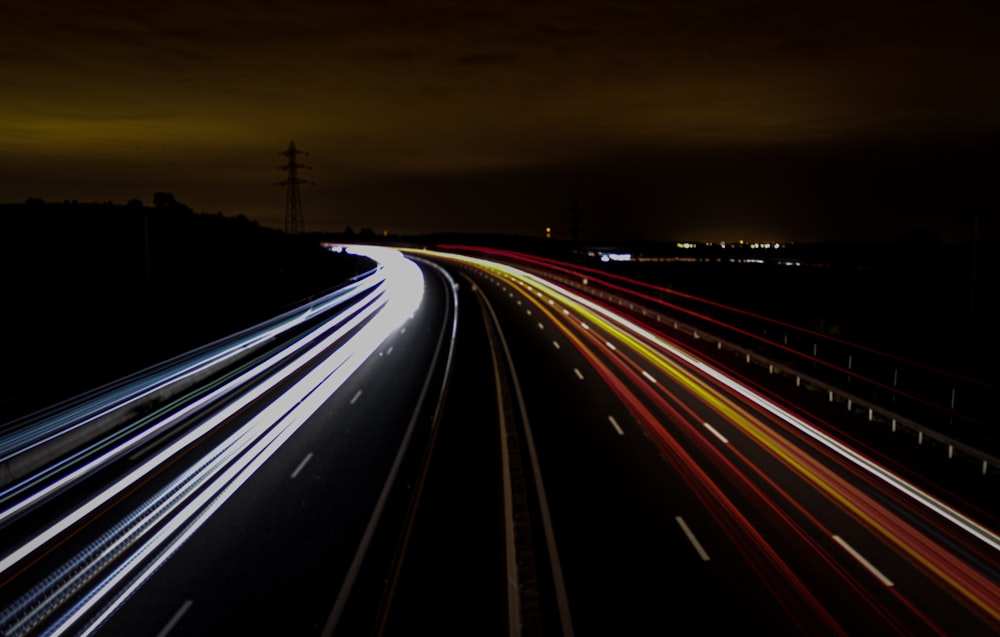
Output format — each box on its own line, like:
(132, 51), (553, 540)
(277, 140), (312, 234)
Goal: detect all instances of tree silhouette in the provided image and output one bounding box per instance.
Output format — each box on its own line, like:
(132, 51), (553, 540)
(153, 192), (177, 209)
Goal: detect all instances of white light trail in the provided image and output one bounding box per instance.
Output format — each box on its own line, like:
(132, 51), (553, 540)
(2, 248), (426, 636)
(436, 252), (1000, 553)
(504, 260), (1000, 553)
(0, 285), (387, 530)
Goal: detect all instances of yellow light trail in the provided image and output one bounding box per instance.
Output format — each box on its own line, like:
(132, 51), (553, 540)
(416, 248), (1000, 631)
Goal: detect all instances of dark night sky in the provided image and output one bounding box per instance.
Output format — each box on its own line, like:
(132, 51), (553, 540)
(2, 0), (999, 242)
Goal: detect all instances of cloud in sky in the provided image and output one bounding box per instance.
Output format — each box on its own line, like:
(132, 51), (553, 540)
(2, 0), (998, 240)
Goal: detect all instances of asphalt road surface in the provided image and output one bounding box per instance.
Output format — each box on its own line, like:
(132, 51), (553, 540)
(2, 246), (999, 636)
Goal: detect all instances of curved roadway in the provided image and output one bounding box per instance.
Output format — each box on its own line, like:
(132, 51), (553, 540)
(2, 246), (999, 637)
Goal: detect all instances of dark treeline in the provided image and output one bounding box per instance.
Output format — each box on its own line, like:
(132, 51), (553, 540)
(0, 197), (374, 423)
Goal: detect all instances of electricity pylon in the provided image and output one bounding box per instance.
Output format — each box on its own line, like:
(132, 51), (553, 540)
(277, 141), (312, 234)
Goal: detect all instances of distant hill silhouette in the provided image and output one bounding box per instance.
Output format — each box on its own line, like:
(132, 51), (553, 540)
(0, 198), (374, 423)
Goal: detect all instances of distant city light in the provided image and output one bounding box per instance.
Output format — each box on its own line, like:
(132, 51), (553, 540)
(715, 240), (785, 249)
(600, 252), (632, 262)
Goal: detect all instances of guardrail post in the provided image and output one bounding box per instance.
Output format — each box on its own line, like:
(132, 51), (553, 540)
(571, 283), (999, 480)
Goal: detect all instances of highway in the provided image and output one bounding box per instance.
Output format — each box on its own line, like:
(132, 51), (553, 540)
(1, 245), (999, 636)
(0, 246), (457, 636)
(386, 249), (1000, 636)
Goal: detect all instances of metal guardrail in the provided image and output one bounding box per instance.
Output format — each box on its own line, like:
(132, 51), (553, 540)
(532, 267), (1000, 477)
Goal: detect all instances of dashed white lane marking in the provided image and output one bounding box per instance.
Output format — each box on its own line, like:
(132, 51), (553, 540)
(291, 452), (314, 479)
(552, 341), (560, 350)
(676, 516), (711, 561)
(386, 345), (394, 356)
(833, 535), (894, 587)
(156, 600), (193, 637)
(573, 368), (584, 380)
(642, 370), (657, 383)
(607, 416), (624, 436)
(538, 322), (544, 330)
(702, 422), (729, 444)
(350, 390), (363, 405)
(526, 309), (532, 316)
(605, 341), (616, 350)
